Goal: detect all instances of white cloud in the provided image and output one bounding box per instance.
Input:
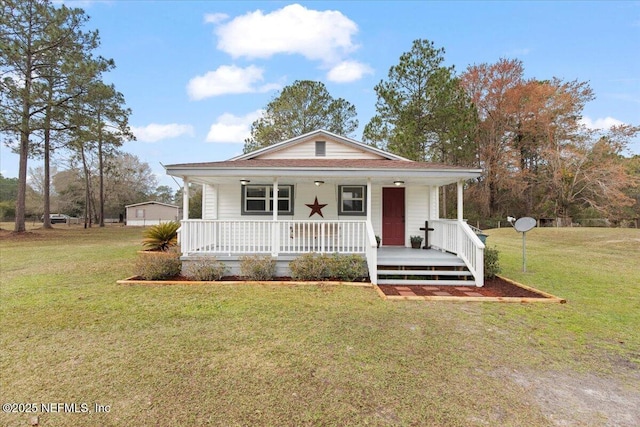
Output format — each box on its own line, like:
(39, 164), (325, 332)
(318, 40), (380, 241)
(579, 116), (625, 130)
(214, 4), (359, 64)
(187, 65), (279, 100)
(206, 110), (263, 143)
(132, 123), (194, 142)
(204, 13), (228, 24)
(327, 60), (373, 83)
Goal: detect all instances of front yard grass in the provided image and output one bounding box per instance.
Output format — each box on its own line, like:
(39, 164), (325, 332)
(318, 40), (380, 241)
(1, 224), (638, 426)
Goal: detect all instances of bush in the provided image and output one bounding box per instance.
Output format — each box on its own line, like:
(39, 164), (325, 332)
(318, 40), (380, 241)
(184, 258), (227, 281)
(326, 254), (368, 282)
(239, 255), (276, 281)
(289, 253), (368, 282)
(134, 249), (182, 280)
(484, 246), (501, 279)
(0, 200), (15, 221)
(142, 221), (180, 251)
(289, 253), (329, 280)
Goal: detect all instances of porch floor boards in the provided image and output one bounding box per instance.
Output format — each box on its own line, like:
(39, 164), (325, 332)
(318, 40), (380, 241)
(377, 247), (464, 266)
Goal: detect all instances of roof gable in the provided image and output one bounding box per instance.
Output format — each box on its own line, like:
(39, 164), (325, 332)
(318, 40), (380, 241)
(125, 201), (179, 209)
(231, 129), (408, 162)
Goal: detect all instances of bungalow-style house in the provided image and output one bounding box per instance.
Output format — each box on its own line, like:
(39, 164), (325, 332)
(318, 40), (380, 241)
(164, 129), (485, 286)
(125, 201), (179, 226)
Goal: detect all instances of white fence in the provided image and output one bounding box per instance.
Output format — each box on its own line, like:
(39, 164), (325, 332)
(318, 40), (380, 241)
(430, 219), (485, 287)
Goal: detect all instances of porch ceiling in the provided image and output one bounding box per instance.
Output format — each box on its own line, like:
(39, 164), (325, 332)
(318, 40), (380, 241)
(180, 174), (474, 187)
(165, 162), (481, 187)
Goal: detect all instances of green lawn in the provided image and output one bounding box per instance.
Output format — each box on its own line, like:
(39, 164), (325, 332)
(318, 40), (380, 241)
(1, 225), (638, 426)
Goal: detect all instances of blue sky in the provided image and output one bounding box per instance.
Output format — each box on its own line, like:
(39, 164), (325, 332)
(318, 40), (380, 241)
(2, 1), (639, 190)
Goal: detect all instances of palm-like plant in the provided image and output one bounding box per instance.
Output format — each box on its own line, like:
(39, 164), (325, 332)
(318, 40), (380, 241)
(142, 221), (180, 251)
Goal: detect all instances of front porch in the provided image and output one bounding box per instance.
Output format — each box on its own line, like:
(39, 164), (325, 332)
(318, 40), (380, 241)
(178, 219), (484, 286)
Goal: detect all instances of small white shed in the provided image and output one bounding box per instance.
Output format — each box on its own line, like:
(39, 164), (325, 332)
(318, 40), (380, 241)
(125, 201), (179, 226)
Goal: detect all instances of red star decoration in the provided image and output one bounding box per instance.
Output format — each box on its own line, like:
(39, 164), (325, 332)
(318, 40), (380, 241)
(306, 197), (327, 218)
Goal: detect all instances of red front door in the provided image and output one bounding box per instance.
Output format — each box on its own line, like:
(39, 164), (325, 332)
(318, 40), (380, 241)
(382, 187), (405, 246)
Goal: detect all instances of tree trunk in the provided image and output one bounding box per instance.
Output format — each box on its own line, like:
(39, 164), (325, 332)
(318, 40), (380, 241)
(43, 104), (52, 229)
(15, 130), (29, 233)
(80, 145), (92, 228)
(14, 53), (32, 233)
(98, 115), (105, 227)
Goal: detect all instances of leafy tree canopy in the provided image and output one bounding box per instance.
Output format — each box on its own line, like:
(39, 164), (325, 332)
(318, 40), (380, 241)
(363, 39), (477, 163)
(243, 80), (358, 153)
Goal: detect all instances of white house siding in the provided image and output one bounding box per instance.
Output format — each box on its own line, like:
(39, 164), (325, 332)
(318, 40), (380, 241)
(217, 184), (241, 219)
(255, 138), (384, 160)
(206, 183), (371, 250)
(203, 184), (218, 220)
(205, 183), (434, 248)
(405, 186), (431, 246)
(371, 185), (383, 238)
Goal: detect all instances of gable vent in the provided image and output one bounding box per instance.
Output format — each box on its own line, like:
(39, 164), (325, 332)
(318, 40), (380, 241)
(315, 141), (326, 157)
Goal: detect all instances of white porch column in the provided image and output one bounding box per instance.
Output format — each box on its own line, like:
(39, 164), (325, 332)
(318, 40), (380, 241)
(457, 180), (464, 221)
(429, 186), (439, 220)
(272, 178), (278, 222)
(272, 178), (279, 256)
(182, 176), (189, 220)
(366, 178), (372, 224)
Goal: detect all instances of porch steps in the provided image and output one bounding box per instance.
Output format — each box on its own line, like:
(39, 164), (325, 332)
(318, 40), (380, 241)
(376, 250), (474, 286)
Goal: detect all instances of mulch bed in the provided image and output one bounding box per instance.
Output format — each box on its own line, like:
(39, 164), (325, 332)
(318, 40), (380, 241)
(118, 275), (564, 302)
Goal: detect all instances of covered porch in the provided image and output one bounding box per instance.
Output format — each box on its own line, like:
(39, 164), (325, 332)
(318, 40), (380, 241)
(164, 129), (485, 286)
(178, 216), (484, 286)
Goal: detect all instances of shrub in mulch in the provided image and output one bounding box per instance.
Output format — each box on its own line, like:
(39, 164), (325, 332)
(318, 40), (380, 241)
(183, 258), (228, 281)
(289, 253), (368, 282)
(239, 255), (277, 281)
(134, 248), (182, 280)
(484, 246), (502, 279)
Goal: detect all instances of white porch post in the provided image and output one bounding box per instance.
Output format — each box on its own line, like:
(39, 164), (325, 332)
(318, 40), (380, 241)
(272, 178), (279, 256)
(430, 186), (439, 220)
(182, 176), (189, 220)
(366, 178), (372, 224)
(457, 180), (464, 221)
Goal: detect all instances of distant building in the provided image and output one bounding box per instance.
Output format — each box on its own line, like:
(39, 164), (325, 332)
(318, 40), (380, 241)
(125, 201), (179, 226)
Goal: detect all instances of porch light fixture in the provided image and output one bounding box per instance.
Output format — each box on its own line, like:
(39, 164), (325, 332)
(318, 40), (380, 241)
(240, 179), (250, 185)
(393, 180), (404, 186)
(314, 180), (324, 186)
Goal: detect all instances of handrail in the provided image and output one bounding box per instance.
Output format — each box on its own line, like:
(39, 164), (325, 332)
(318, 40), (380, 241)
(430, 219), (485, 287)
(365, 221), (378, 285)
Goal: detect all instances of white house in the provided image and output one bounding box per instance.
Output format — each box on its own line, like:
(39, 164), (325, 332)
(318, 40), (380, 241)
(125, 201), (179, 226)
(164, 129), (485, 286)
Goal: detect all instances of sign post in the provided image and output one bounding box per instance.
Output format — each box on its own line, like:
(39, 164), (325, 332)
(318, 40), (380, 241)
(513, 217), (536, 272)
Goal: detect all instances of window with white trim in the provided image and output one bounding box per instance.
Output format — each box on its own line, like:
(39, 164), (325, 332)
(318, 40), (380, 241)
(242, 185), (293, 215)
(339, 185), (366, 215)
(135, 209), (145, 218)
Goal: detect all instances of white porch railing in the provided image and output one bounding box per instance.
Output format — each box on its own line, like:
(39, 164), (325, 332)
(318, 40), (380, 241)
(178, 219), (373, 255)
(178, 219), (378, 283)
(430, 219), (485, 287)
